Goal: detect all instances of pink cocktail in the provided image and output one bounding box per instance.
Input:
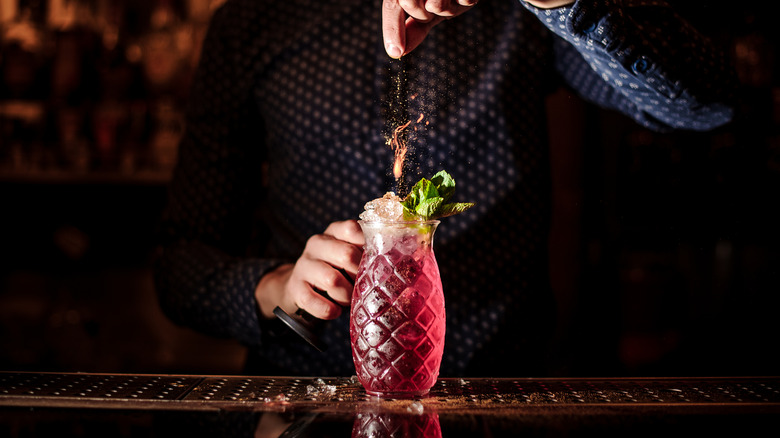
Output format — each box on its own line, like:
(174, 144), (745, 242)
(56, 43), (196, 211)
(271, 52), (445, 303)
(350, 220), (445, 398)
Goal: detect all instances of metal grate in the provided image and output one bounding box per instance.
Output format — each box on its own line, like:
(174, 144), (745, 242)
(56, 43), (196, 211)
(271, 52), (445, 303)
(428, 377), (780, 404)
(0, 372), (200, 401)
(2, 372), (779, 411)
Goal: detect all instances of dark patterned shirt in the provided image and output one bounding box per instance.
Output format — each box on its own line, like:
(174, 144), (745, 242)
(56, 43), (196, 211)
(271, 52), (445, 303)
(153, 0), (735, 377)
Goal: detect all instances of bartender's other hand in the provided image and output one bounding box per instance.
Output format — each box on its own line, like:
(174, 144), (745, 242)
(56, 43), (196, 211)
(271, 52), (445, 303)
(523, 1), (575, 9)
(382, 0), (479, 58)
(256, 220), (364, 320)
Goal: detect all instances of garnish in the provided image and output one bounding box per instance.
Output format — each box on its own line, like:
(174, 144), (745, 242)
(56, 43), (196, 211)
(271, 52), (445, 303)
(400, 170), (475, 221)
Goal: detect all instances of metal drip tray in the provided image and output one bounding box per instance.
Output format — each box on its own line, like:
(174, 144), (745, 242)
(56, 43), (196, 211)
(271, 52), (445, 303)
(0, 373), (199, 401)
(2, 372), (779, 412)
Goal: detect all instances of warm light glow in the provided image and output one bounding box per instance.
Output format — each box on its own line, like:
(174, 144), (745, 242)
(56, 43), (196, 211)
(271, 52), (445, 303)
(387, 114), (424, 181)
(389, 119), (411, 180)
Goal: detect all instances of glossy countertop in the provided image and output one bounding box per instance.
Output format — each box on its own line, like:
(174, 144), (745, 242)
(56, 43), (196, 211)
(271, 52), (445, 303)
(2, 372), (779, 437)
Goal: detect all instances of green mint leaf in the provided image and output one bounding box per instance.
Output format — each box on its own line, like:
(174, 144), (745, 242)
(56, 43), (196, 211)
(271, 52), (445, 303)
(399, 170), (475, 221)
(436, 202), (475, 218)
(402, 207), (419, 221)
(430, 170), (455, 202)
(416, 197), (443, 218)
(402, 178), (437, 210)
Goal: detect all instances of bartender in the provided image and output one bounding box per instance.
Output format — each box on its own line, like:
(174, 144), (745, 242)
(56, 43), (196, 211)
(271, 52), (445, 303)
(153, 0), (736, 377)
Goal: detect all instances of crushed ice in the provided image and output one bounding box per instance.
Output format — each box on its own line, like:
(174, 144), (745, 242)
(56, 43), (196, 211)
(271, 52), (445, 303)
(306, 378), (337, 398)
(359, 192), (404, 222)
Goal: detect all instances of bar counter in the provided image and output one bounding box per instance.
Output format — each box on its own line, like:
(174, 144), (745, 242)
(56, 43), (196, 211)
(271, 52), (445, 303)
(2, 372), (779, 436)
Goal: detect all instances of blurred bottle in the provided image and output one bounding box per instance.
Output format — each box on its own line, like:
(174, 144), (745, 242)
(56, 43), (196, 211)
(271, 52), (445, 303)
(55, 105), (90, 173)
(147, 97), (182, 172)
(1, 1), (47, 100)
(47, 0), (99, 104)
(138, 0), (192, 99)
(0, 0), (19, 24)
(46, 0), (105, 171)
(1, 0), (49, 171)
(134, 0), (191, 173)
(0, 100), (46, 171)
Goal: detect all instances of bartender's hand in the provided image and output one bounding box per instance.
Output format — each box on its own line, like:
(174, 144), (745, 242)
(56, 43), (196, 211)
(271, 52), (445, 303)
(524, 1), (575, 8)
(381, 1), (576, 58)
(382, 0), (479, 58)
(255, 220), (364, 320)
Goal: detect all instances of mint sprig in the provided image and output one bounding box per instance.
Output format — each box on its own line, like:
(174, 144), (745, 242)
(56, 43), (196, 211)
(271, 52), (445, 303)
(400, 170), (475, 221)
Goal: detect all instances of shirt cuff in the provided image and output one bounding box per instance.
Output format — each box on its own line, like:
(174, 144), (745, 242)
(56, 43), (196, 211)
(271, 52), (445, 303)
(522, 0), (683, 100)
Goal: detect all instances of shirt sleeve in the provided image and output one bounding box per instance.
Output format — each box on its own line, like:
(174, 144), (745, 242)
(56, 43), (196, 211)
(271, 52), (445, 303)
(152, 2), (287, 348)
(520, 0), (738, 131)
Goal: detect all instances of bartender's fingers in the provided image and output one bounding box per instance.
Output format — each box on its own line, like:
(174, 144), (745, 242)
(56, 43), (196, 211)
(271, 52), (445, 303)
(382, 0), (407, 58)
(524, 1), (574, 9)
(383, 0), (478, 58)
(294, 225), (363, 315)
(323, 220), (364, 247)
(320, 221), (364, 280)
(400, 0), (435, 21)
(302, 257), (354, 308)
(289, 256), (351, 319)
(424, 0), (478, 16)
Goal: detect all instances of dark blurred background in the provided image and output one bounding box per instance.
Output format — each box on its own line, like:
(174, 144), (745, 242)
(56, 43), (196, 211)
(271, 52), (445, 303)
(0, 1), (777, 377)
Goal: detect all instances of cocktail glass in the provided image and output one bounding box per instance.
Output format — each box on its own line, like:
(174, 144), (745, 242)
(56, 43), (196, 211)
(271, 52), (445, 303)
(350, 220), (445, 398)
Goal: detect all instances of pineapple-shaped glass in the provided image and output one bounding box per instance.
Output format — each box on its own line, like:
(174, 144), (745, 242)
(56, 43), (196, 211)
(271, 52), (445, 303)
(350, 220), (445, 398)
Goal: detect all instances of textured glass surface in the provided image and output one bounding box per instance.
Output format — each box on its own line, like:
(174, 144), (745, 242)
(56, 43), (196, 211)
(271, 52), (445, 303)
(350, 221), (445, 398)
